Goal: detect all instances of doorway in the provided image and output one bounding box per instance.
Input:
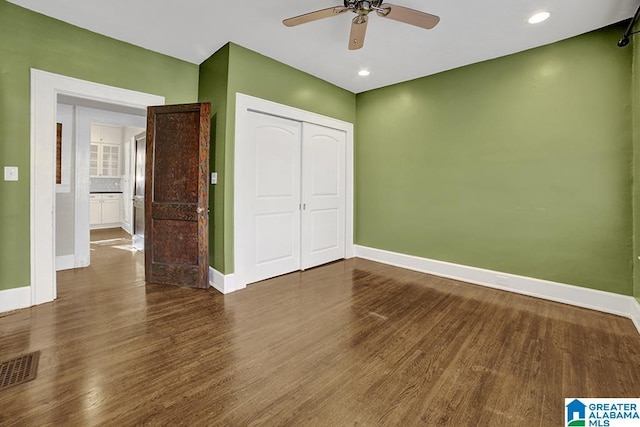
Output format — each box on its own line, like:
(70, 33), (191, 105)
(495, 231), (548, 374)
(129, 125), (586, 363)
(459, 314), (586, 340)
(30, 69), (164, 306)
(55, 96), (146, 272)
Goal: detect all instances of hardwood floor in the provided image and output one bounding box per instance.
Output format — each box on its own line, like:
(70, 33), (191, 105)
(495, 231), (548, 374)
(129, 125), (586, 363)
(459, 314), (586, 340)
(1, 229), (639, 425)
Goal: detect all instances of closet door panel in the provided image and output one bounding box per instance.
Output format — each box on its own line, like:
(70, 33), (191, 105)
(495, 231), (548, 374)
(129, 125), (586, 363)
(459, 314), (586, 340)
(301, 123), (346, 270)
(242, 112), (302, 284)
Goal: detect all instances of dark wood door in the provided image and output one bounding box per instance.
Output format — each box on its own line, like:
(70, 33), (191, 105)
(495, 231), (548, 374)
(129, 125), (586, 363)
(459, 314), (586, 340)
(145, 103), (211, 288)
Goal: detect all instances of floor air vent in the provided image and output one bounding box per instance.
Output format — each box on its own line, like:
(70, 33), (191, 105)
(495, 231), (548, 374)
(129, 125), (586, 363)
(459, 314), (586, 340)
(0, 351), (40, 391)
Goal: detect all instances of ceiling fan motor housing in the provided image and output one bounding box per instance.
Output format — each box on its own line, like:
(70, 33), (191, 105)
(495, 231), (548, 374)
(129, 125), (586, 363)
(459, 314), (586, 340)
(344, 0), (385, 12)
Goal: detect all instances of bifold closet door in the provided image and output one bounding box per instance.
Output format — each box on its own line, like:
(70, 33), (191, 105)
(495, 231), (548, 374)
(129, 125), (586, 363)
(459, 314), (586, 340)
(243, 112), (302, 285)
(301, 123), (346, 270)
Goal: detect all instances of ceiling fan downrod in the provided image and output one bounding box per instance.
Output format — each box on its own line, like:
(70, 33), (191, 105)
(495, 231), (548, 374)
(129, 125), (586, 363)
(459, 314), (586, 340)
(617, 2), (640, 47)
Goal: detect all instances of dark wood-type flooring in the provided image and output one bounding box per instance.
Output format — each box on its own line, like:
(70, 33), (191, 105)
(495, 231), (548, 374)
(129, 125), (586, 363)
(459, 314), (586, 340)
(1, 228), (639, 425)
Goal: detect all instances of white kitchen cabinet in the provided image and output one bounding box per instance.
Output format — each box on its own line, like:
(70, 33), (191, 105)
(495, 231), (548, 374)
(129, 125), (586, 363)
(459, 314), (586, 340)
(90, 143), (121, 177)
(89, 144), (99, 177)
(90, 193), (123, 229)
(102, 144), (120, 177)
(89, 195), (102, 225)
(90, 124), (123, 177)
(101, 194), (122, 224)
(91, 123), (123, 144)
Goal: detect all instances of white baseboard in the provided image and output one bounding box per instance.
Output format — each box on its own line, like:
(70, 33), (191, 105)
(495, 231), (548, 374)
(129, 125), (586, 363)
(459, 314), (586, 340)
(90, 223), (123, 230)
(632, 299), (640, 333)
(0, 286), (31, 313)
(355, 245), (640, 336)
(209, 267), (243, 294)
(56, 255), (75, 271)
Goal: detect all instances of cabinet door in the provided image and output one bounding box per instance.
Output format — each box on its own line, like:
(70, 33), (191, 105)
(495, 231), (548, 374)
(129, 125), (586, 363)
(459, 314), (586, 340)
(101, 195), (122, 224)
(89, 196), (102, 225)
(102, 194), (122, 224)
(91, 124), (122, 144)
(100, 125), (123, 144)
(110, 145), (121, 176)
(90, 143), (99, 177)
(90, 124), (101, 142)
(101, 144), (120, 177)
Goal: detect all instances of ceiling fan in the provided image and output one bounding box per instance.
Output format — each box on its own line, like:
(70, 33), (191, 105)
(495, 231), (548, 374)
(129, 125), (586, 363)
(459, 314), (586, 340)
(283, 0), (440, 50)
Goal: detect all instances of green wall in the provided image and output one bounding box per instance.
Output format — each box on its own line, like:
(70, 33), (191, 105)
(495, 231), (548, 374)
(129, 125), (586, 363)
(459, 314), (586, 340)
(199, 43), (356, 273)
(0, 0), (199, 291)
(198, 45), (230, 273)
(356, 24), (633, 295)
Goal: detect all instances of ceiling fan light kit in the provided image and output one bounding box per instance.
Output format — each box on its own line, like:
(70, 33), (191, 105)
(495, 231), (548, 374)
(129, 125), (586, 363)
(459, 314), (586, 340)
(283, 0), (440, 50)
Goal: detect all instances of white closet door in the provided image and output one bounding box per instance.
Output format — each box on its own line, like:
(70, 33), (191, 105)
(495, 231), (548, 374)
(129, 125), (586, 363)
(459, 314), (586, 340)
(301, 123), (346, 270)
(242, 112), (302, 284)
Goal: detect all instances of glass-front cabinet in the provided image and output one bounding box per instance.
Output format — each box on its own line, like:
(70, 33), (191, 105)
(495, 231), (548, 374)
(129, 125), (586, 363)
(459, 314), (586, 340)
(90, 124), (122, 177)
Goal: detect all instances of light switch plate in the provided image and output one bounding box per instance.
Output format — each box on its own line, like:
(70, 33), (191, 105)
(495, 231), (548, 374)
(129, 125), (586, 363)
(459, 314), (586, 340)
(211, 172), (217, 185)
(4, 166), (18, 181)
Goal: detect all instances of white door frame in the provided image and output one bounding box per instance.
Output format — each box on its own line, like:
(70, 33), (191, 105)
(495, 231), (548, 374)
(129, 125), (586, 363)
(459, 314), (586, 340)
(234, 93), (355, 291)
(30, 69), (164, 306)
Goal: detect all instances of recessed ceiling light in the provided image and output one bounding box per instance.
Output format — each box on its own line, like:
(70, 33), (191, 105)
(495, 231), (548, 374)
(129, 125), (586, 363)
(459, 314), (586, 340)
(358, 69), (370, 77)
(528, 11), (550, 24)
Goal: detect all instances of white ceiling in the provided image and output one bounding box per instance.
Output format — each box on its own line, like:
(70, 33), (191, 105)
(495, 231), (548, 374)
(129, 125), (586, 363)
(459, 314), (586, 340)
(9, 0), (638, 93)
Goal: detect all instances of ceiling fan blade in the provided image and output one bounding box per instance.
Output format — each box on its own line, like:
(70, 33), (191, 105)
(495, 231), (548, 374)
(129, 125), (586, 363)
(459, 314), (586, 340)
(348, 15), (368, 50)
(376, 4), (440, 29)
(283, 6), (349, 27)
